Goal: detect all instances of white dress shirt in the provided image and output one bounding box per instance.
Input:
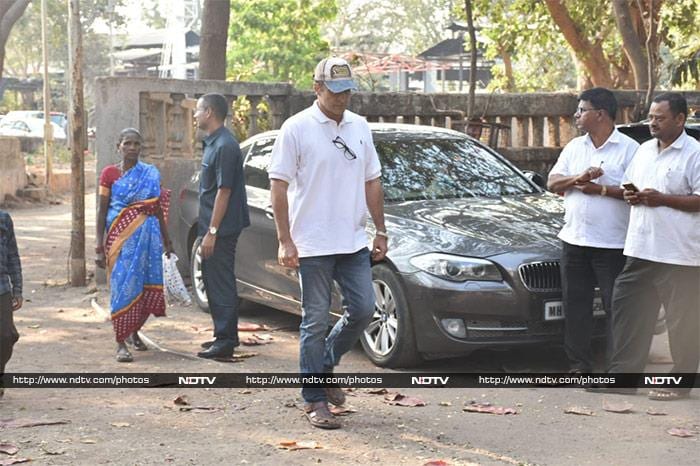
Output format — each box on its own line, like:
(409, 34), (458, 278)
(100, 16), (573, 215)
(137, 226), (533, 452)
(623, 131), (700, 266)
(550, 129), (639, 249)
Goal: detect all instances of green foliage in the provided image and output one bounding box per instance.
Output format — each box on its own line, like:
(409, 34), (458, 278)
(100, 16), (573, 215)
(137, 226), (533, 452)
(5, 0), (125, 77)
(328, 0), (454, 55)
(470, 0), (700, 90)
(3, 0), (126, 110)
(661, 0), (700, 88)
(227, 0), (336, 88)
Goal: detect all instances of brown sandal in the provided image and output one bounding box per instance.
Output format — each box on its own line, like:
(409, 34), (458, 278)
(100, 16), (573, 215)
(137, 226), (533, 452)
(648, 389), (690, 401)
(304, 401), (341, 429)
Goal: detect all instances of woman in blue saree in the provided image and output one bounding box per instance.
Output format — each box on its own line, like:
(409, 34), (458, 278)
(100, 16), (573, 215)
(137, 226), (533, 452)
(95, 128), (173, 362)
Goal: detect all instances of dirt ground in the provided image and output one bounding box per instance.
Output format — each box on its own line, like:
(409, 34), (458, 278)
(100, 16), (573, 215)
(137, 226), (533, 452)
(0, 196), (698, 466)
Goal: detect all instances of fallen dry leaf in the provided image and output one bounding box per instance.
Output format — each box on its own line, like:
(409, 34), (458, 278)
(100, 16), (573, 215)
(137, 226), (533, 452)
(278, 440), (322, 451)
(27, 324), (40, 329)
(41, 447), (65, 456)
(424, 461), (450, 466)
(0, 444), (18, 455)
(667, 428), (697, 438)
(238, 389), (252, 395)
(463, 402), (517, 415)
(602, 400), (634, 413)
(80, 439), (97, 444)
(564, 406), (595, 416)
(0, 457), (30, 465)
(329, 405), (356, 416)
(110, 422), (131, 428)
(366, 388), (388, 395)
(0, 419), (70, 429)
(253, 333), (274, 341)
(173, 395), (190, 406)
(384, 392), (427, 407)
(215, 352), (258, 363)
(438, 401), (452, 407)
(646, 408), (667, 416)
(238, 322), (270, 332)
(241, 337), (272, 346)
(178, 406), (221, 413)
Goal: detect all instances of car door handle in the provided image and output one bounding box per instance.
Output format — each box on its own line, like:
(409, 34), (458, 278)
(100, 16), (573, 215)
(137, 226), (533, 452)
(264, 207), (275, 219)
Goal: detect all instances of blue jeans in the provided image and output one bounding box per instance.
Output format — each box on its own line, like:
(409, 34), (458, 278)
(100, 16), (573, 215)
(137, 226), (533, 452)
(298, 248), (375, 402)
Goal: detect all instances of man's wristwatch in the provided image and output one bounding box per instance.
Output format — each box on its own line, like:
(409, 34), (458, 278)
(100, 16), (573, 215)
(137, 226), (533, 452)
(375, 230), (389, 239)
(208, 226), (218, 236)
(600, 185), (607, 197)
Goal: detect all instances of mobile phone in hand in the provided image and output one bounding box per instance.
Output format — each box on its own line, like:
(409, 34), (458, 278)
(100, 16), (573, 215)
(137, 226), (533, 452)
(621, 182), (639, 193)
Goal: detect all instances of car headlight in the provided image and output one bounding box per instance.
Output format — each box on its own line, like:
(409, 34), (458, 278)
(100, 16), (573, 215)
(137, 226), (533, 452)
(409, 253), (502, 282)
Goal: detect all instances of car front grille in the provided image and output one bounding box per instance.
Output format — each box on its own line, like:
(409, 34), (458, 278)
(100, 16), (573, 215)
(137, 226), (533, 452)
(518, 261), (561, 292)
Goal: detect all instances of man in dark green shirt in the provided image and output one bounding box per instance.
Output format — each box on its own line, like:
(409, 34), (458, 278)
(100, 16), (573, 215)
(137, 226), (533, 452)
(194, 93), (250, 359)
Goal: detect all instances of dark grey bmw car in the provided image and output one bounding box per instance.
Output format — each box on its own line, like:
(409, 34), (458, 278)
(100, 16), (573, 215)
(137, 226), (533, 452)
(174, 124), (605, 368)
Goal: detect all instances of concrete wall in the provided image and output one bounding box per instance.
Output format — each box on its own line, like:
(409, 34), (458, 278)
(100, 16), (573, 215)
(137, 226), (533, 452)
(0, 137), (26, 202)
(93, 76), (292, 177)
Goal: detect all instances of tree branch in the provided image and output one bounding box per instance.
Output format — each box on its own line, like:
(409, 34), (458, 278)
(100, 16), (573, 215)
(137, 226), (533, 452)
(613, 0), (648, 90)
(543, 0), (613, 87)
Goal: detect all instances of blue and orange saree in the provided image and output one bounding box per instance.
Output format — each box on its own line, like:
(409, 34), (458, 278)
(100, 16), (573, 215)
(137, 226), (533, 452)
(104, 162), (168, 342)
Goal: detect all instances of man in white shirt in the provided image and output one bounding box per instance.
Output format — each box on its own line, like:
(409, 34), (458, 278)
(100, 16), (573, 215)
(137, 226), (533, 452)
(548, 88), (639, 373)
(606, 92), (700, 400)
(269, 57), (388, 428)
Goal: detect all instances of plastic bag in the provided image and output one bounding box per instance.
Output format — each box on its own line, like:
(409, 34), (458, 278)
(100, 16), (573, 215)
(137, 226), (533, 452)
(163, 253), (191, 306)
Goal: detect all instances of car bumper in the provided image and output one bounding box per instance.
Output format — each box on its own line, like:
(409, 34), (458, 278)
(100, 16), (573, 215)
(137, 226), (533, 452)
(398, 270), (606, 357)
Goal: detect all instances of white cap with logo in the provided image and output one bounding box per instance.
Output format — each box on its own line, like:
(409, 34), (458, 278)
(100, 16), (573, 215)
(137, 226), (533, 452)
(313, 57), (358, 93)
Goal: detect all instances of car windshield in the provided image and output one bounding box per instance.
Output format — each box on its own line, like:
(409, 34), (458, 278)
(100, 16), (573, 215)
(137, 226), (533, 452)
(374, 132), (538, 202)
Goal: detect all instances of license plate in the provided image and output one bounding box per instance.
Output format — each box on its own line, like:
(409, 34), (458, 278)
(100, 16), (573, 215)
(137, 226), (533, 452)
(545, 298), (605, 321)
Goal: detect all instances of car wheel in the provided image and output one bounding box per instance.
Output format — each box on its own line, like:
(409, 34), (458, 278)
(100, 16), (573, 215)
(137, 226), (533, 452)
(361, 264), (421, 368)
(190, 237), (210, 313)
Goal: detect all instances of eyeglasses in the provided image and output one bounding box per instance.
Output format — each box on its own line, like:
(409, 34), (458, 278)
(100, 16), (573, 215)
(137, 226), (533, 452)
(575, 106), (599, 115)
(332, 135), (357, 160)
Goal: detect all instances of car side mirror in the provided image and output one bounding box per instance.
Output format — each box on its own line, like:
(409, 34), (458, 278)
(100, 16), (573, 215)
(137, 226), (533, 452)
(523, 170), (546, 190)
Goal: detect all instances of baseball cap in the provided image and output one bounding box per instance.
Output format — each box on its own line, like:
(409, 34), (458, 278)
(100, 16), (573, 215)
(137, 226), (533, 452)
(313, 57), (358, 93)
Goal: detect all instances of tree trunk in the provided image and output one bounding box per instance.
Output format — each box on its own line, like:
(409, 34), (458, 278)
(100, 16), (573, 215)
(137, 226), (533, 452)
(544, 0), (613, 88)
(612, 0), (648, 90)
(638, 0), (658, 117)
(499, 47), (515, 91)
(68, 0), (86, 287)
(199, 0), (230, 80)
(464, 0), (477, 118)
(0, 0), (31, 78)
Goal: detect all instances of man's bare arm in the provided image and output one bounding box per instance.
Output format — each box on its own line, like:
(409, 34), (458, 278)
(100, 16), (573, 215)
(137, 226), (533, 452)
(270, 179), (299, 267)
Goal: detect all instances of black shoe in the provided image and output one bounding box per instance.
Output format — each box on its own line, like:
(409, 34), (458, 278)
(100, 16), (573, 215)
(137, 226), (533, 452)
(197, 345), (234, 359)
(200, 340), (215, 349)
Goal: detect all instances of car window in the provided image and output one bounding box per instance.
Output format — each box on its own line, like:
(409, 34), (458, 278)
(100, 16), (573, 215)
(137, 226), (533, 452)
(374, 134), (538, 202)
(244, 138), (275, 190)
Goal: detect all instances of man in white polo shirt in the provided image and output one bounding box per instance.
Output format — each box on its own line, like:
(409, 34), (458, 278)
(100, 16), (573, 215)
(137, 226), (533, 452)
(269, 57), (388, 428)
(548, 88), (639, 373)
(607, 92), (700, 400)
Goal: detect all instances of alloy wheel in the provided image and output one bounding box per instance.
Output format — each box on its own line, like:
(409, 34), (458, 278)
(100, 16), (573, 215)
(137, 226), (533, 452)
(363, 279), (399, 357)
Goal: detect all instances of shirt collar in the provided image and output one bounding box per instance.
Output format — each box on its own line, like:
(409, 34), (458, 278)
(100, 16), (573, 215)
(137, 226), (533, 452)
(585, 128), (621, 149)
(310, 100), (355, 126)
(203, 125), (226, 146)
(668, 131), (688, 150)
